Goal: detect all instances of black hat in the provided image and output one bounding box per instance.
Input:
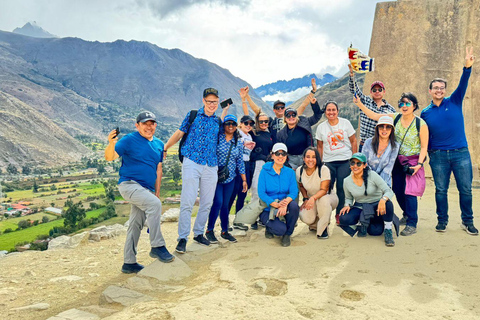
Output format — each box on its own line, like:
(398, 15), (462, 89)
(203, 87), (219, 98)
(240, 115), (255, 123)
(136, 111), (157, 123)
(284, 107), (297, 115)
(273, 100), (286, 108)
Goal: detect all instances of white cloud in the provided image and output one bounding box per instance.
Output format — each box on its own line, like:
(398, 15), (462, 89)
(0, 0), (386, 86)
(262, 86), (311, 104)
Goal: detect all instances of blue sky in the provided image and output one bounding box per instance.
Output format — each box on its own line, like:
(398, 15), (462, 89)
(0, 0), (389, 86)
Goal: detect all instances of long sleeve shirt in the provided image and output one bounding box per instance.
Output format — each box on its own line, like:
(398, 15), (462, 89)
(343, 170), (395, 207)
(362, 137), (399, 187)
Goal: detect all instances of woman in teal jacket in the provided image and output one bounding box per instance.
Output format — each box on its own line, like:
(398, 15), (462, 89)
(258, 143), (299, 247)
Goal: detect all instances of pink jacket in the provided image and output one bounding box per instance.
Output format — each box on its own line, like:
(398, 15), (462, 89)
(397, 154), (426, 197)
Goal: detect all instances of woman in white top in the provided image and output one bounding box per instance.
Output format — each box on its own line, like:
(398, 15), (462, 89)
(316, 100), (357, 222)
(297, 147), (339, 239)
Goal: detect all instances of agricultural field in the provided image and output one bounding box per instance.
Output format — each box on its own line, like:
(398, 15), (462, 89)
(0, 212), (56, 232)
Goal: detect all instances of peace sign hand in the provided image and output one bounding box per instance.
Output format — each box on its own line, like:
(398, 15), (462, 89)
(465, 47), (475, 68)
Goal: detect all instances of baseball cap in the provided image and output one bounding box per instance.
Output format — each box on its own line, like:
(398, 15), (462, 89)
(273, 100), (286, 108)
(272, 143), (288, 153)
(370, 81), (385, 90)
(376, 116), (394, 127)
(240, 115), (254, 123)
(203, 87), (219, 98)
(284, 107), (297, 115)
(223, 114), (238, 124)
(136, 111), (157, 123)
(350, 152), (367, 163)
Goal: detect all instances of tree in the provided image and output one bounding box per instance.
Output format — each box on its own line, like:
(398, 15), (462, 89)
(18, 220), (31, 229)
(63, 200), (86, 229)
(97, 163), (106, 175)
(33, 220), (39, 226)
(32, 180), (39, 193)
(22, 165), (31, 175)
(50, 184), (57, 191)
(7, 164), (18, 175)
(41, 216), (49, 223)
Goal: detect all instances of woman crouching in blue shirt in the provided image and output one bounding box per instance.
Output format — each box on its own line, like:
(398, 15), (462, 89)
(258, 143), (299, 247)
(206, 115), (247, 243)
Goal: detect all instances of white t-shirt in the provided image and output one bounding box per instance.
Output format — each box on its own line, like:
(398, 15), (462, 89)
(239, 130), (253, 161)
(316, 118), (356, 162)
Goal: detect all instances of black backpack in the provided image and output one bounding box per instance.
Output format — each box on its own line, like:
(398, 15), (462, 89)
(178, 110), (222, 163)
(393, 114), (420, 137)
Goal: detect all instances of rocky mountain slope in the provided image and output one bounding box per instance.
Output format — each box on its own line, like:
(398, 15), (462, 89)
(12, 22), (57, 38)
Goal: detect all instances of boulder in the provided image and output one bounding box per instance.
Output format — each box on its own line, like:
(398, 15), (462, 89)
(78, 306), (118, 318)
(89, 224), (126, 242)
(48, 232), (89, 250)
(161, 208), (180, 222)
(138, 258), (192, 282)
(46, 308), (100, 320)
(101, 285), (153, 306)
(11, 303), (50, 311)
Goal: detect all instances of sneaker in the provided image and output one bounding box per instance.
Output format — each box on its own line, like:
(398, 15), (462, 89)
(251, 222), (258, 230)
(317, 228), (329, 239)
(205, 231), (219, 244)
(265, 229), (274, 239)
(400, 225), (417, 236)
(335, 213), (340, 225)
(258, 220), (266, 228)
(221, 232), (237, 243)
(233, 223), (249, 231)
(357, 225), (367, 237)
(399, 216), (407, 225)
(150, 246), (175, 263)
(461, 223), (479, 235)
(193, 234), (211, 246)
(175, 238), (187, 254)
(384, 229), (395, 247)
(435, 222), (448, 232)
(121, 262), (144, 274)
(281, 234), (291, 247)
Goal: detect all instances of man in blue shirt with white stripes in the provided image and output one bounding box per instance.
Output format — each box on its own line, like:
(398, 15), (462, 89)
(421, 47), (478, 235)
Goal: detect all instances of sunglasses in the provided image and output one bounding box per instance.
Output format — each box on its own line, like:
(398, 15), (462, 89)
(243, 121), (255, 126)
(349, 160), (364, 167)
(371, 88), (383, 93)
(378, 124), (393, 130)
(285, 112), (297, 118)
(398, 102), (413, 107)
(224, 121), (237, 127)
(273, 106), (285, 110)
(274, 151), (287, 157)
(258, 120), (269, 124)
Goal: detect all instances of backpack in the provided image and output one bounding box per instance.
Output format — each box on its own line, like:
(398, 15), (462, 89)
(178, 110), (222, 163)
(299, 165), (333, 194)
(393, 114), (420, 137)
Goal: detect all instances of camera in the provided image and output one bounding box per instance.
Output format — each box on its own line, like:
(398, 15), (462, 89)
(403, 164), (414, 175)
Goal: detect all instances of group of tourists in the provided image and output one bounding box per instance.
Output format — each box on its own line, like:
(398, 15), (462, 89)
(105, 48), (477, 274)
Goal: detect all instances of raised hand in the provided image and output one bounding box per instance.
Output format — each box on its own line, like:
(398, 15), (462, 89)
(348, 63), (354, 77)
(465, 47), (475, 68)
(244, 86), (250, 95)
(353, 95), (362, 106)
(311, 78), (317, 93)
(308, 94), (317, 105)
(239, 87), (247, 100)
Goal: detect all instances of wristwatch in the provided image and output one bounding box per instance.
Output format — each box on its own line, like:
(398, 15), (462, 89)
(303, 197), (309, 202)
(418, 162), (424, 167)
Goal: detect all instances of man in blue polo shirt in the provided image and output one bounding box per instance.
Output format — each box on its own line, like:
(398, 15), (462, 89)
(164, 88), (221, 253)
(105, 111), (174, 274)
(421, 47), (478, 235)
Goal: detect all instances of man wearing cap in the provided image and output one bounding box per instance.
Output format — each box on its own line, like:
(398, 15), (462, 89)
(164, 88), (222, 253)
(105, 111), (174, 274)
(421, 47), (478, 235)
(348, 64), (395, 152)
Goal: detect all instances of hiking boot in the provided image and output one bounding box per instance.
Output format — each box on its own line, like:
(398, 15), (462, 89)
(121, 263), (144, 274)
(233, 223), (248, 231)
(205, 230), (219, 244)
(461, 223), (479, 236)
(281, 234), (291, 247)
(221, 231), (237, 243)
(384, 229), (395, 247)
(175, 238), (187, 254)
(357, 225), (367, 237)
(317, 228), (329, 239)
(265, 229), (274, 239)
(435, 222), (447, 232)
(150, 246), (175, 263)
(193, 234), (211, 246)
(399, 216), (407, 225)
(251, 222), (258, 230)
(400, 225), (417, 236)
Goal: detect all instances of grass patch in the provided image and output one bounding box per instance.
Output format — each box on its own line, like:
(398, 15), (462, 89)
(0, 213), (56, 232)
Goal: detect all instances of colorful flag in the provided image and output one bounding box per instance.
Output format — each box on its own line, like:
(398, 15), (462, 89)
(348, 45), (374, 73)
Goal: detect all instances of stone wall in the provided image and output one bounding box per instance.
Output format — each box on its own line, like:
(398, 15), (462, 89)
(364, 0), (480, 173)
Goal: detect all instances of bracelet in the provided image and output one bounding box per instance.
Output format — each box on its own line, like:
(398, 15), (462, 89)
(418, 162), (424, 167)
(303, 197), (309, 202)
(310, 90), (316, 94)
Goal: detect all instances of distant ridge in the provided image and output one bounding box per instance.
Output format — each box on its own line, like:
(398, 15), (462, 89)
(12, 21), (57, 38)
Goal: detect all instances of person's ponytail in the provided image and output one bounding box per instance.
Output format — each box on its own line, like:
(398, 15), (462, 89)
(362, 166), (369, 196)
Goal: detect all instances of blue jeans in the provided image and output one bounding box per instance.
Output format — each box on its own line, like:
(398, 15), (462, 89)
(339, 201), (394, 236)
(392, 160), (418, 227)
(207, 180), (236, 232)
(259, 201), (299, 236)
(429, 148), (474, 225)
(228, 161), (253, 214)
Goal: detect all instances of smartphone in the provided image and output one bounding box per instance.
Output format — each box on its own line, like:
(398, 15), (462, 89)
(220, 98), (233, 109)
(113, 127), (120, 138)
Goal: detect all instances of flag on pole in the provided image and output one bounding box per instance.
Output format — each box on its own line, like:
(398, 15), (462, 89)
(348, 45), (374, 73)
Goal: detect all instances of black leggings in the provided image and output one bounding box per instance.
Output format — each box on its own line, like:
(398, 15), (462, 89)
(339, 201), (394, 236)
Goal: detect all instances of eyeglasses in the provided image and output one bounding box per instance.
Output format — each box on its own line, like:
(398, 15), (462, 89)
(274, 151), (287, 157)
(224, 121), (237, 127)
(349, 160), (364, 167)
(378, 124), (393, 130)
(432, 86), (445, 91)
(273, 106), (285, 110)
(371, 88), (383, 93)
(285, 112), (297, 118)
(243, 121), (255, 126)
(399, 102), (413, 107)
(258, 120), (269, 124)
(205, 100), (219, 105)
